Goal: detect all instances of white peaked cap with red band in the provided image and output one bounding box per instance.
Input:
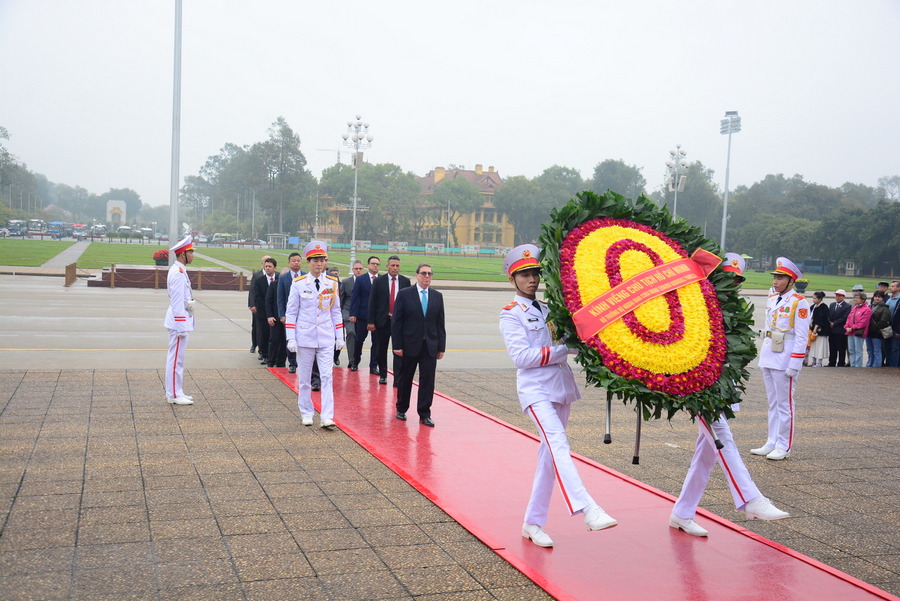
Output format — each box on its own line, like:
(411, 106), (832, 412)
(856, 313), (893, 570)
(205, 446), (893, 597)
(770, 256), (802, 280)
(503, 244), (541, 277)
(170, 235), (193, 254)
(304, 240), (328, 259)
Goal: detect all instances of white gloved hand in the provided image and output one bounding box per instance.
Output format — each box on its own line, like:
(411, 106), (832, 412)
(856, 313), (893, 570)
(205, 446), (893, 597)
(335, 337), (344, 351)
(177, 331), (187, 339)
(185, 299), (196, 315)
(287, 338), (297, 353)
(785, 368), (799, 378)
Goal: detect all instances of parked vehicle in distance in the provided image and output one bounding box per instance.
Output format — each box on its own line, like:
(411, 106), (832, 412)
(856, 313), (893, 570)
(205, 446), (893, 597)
(139, 228), (154, 239)
(47, 221), (66, 239)
(27, 219), (46, 236)
(798, 258), (825, 274)
(72, 224), (88, 240)
(7, 220), (26, 236)
(91, 225), (108, 236)
(0, 227), (9, 238)
(210, 233), (235, 245)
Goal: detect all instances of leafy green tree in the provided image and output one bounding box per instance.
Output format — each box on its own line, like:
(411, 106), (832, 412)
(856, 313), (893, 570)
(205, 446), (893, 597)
(590, 159), (646, 199)
(493, 175), (544, 245)
(430, 177), (483, 247)
(877, 175), (900, 202)
(659, 161), (722, 240)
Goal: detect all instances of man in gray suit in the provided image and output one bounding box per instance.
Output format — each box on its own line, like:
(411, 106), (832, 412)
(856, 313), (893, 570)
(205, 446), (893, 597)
(341, 261), (363, 369)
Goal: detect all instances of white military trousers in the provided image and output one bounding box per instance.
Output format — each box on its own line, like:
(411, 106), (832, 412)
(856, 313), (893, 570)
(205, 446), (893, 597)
(524, 400), (595, 527)
(297, 345), (334, 421)
(761, 368), (796, 452)
(673, 416), (761, 519)
(165, 330), (189, 399)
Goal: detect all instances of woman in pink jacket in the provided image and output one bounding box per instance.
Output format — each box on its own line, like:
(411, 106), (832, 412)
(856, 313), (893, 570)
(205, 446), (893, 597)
(844, 292), (872, 367)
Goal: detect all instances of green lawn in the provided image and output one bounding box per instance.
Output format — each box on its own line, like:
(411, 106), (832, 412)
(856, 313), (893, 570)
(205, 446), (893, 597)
(196, 247), (510, 281)
(739, 270), (889, 293)
(0, 239), (77, 266)
(0, 237), (894, 290)
(76, 242), (219, 269)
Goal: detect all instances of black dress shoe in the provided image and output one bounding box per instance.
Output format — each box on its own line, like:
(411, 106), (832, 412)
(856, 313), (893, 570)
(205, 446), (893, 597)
(396, 412), (407, 421)
(288, 365), (296, 373)
(370, 368), (381, 376)
(349, 364), (358, 371)
(379, 377), (387, 385)
(259, 358), (268, 364)
(335, 357), (340, 366)
(250, 346), (256, 353)
(312, 384), (321, 392)
(419, 417), (435, 427)
(266, 363), (275, 368)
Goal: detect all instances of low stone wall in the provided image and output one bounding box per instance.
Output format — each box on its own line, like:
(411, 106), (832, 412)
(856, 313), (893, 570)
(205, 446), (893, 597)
(87, 265), (248, 291)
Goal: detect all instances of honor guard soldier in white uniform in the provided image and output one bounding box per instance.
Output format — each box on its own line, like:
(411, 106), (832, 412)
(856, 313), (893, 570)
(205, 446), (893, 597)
(670, 253), (789, 537)
(164, 235), (195, 405)
(752, 257), (811, 461)
(285, 241), (343, 428)
(499, 244), (617, 549)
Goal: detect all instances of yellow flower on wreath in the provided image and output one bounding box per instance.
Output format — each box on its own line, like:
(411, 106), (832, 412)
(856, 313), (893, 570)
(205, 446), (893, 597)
(572, 224), (713, 375)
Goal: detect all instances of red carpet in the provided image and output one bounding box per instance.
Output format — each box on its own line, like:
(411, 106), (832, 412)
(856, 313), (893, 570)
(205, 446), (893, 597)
(271, 367), (897, 601)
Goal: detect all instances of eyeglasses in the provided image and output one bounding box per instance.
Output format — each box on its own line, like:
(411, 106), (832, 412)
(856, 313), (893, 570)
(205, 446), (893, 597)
(418, 271), (433, 277)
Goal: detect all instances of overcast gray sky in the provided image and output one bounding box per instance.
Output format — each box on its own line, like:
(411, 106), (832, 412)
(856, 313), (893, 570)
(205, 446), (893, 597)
(1, 0), (898, 208)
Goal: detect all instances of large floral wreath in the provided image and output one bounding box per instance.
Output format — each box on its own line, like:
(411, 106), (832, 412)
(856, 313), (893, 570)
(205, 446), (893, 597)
(539, 191), (756, 423)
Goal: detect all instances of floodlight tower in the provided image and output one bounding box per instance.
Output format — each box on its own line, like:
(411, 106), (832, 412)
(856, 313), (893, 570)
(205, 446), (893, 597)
(341, 115), (374, 266)
(719, 111), (741, 250)
(665, 145), (690, 218)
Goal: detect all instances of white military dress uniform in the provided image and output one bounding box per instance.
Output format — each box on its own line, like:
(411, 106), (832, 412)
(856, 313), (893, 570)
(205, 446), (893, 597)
(284, 241), (343, 425)
(163, 235), (195, 403)
(499, 245), (615, 546)
(672, 254), (771, 533)
(758, 257), (810, 458)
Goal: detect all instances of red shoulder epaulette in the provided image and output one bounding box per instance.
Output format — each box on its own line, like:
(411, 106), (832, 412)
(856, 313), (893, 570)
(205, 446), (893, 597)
(502, 301), (517, 310)
(792, 293), (804, 300)
(178, 267), (184, 273)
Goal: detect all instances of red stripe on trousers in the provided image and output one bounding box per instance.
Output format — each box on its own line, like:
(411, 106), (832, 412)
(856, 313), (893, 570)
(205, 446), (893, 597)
(528, 405), (575, 514)
(170, 336), (180, 398)
(700, 416), (747, 505)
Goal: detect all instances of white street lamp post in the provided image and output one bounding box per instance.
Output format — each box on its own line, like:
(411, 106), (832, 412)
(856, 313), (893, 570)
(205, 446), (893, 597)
(719, 111), (741, 250)
(341, 115), (373, 266)
(665, 145), (690, 219)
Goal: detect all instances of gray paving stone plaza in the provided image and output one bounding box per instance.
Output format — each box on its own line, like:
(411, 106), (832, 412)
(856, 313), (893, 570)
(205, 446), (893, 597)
(0, 272), (897, 600)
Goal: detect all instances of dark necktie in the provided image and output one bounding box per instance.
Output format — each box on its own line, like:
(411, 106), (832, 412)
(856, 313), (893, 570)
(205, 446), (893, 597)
(776, 296), (782, 305)
(315, 278), (320, 291)
(532, 300), (542, 314)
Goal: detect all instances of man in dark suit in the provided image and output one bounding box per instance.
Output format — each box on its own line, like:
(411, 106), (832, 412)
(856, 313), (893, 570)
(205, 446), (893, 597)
(265, 267), (286, 367)
(350, 256), (382, 373)
(367, 255), (411, 385)
(277, 252), (318, 387)
(827, 289), (851, 367)
(248, 255), (270, 356)
(341, 261), (363, 370)
(392, 263), (445, 426)
(250, 257), (277, 365)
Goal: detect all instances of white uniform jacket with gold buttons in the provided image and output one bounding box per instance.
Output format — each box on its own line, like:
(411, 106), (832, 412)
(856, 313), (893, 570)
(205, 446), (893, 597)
(499, 295), (581, 411)
(284, 273), (343, 349)
(758, 290), (811, 372)
(164, 260), (194, 332)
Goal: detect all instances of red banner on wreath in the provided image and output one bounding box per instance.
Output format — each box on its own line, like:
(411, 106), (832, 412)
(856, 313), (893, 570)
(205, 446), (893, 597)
(572, 249), (720, 341)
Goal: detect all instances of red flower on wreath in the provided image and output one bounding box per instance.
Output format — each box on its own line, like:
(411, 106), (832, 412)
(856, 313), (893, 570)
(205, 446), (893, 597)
(560, 218), (725, 396)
